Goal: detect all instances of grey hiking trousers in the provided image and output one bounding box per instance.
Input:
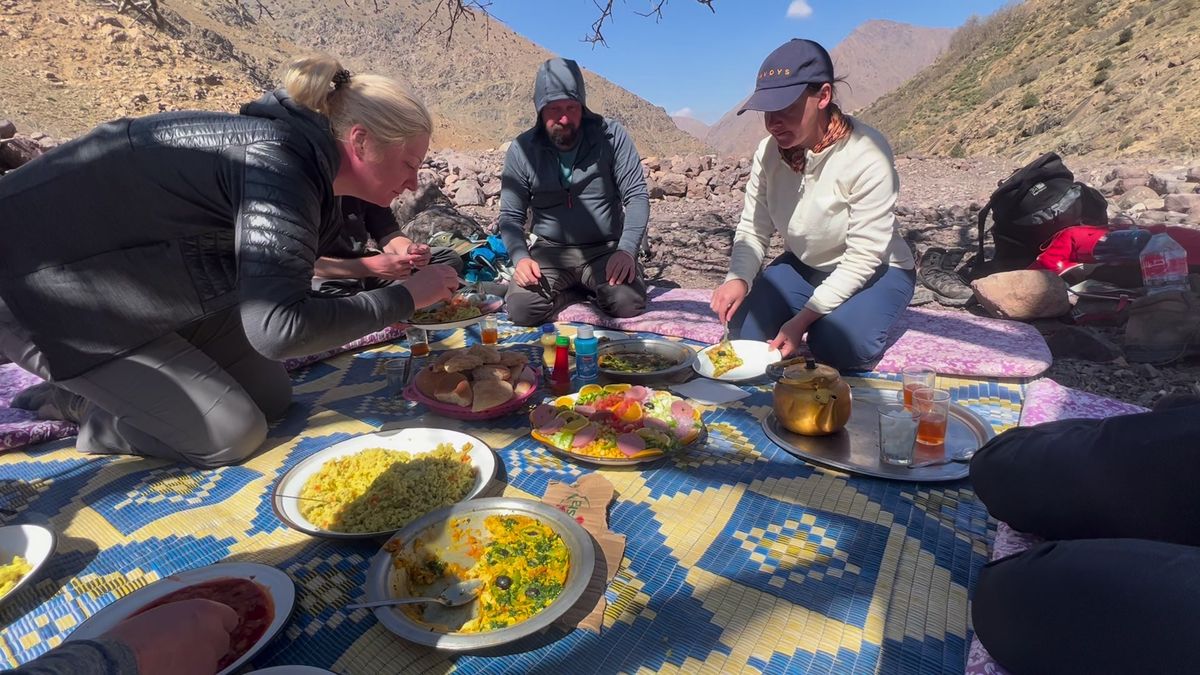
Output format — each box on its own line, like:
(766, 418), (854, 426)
(0, 299), (290, 468)
(505, 241), (647, 327)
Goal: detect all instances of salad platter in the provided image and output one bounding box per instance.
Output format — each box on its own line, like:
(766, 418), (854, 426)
(528, 383), (705, 466)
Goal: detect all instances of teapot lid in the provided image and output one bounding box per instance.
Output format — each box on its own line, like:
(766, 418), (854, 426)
(781, 357), (842, 386)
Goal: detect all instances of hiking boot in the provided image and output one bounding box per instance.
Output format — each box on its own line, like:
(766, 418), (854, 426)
(918, 247), (974, 307)
(1123, 290), (1200, 364)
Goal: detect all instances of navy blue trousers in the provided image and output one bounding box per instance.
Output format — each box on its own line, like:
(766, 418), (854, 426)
(730, 252), (914, 370)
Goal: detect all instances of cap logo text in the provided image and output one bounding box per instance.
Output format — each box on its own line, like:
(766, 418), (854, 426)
(758, 67), (793, 80)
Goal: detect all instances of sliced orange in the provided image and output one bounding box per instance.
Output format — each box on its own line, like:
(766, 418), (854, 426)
(554, 396), (575, 408)
(579, 384), (604, 397)
(603, 383), (632, 394)
(617, 401), (644, 423)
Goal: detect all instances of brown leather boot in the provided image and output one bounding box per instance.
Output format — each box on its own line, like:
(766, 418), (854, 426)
(1123, 290), (1200, 363)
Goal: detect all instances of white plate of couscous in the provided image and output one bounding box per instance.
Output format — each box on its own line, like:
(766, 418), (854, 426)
(0, 523), (55, 604)
(271, 427), (497, 540)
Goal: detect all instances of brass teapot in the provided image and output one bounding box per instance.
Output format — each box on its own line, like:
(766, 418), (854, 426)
(770, 357), (852, 436)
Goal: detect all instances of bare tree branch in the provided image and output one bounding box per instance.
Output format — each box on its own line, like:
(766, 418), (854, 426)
(582, 0), (615, 47)
(414, 0), (714, 48)
(414, 0), (493, 46)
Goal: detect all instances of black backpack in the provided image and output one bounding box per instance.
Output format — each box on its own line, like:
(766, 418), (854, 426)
(971, 152), (1108, 278)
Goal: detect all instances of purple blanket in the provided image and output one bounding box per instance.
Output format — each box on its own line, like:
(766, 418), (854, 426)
(557, 287), (1051, 377)
(965, 378), (1147, 675)
(0, 325), (406, 453)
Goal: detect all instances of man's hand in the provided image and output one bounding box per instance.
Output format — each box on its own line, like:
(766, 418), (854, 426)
(403, 264), (459, 309)
(405, 243), (431, 268)
(606, 250), (637, 286)
(104, 599), (237, 675)
(768, 309), (821, 358)
(710, 279), (749, 324)
(513, 258), (543, 288)
(362, 253), (415, 280)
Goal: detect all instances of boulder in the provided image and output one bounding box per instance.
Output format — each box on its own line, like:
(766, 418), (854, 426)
(0, 119), (15, 140)
(657, 173), (688, 198)
(452, 183), (486, 207)
(1046, 326), (1124, 362)
(685, 179), (709, 199)
(1187, 166), (1200, 184)
(392, 181), (451, 224)
(970, 269), (1070, 321)
(1117, 186), (1163, 210)
(1105, 166), (1149, 182)
(643, 156), (661, 171)
(402, 205), (484, 243)
(444, 151), (485, 176)
(1100, 177), (1147, 196)
(0, 136), (43, 170)
(1164, 193), (1200, 213)
(1149, 172), (1182, 195)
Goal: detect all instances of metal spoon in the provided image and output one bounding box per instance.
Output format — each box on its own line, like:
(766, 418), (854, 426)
(345, 580), (482, 611)
(908, 448), (978, 469)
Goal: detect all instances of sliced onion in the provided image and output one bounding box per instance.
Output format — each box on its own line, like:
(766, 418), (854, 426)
(616, 433), (647, 457)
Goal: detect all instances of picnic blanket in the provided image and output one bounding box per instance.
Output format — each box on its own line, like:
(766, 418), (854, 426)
(558, 288), (1051, 378)
(965, 379), (1147, 675)
(0, 319), (1024, 674)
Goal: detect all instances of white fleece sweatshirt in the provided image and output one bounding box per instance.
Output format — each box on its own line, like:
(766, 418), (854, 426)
(725, 118), (915, 314)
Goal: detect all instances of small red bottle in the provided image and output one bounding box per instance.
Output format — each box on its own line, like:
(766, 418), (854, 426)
(551, 334), (572, 394)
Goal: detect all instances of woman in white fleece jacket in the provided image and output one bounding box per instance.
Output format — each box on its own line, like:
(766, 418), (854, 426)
(711, 39), (915, 370)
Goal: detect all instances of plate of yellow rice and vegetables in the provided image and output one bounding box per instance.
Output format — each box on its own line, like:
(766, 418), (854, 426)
(272, 428), (497, 539)
(365, 497), (594, 650)
(528, 383), (706, 466)
(0, 524), (55, 603)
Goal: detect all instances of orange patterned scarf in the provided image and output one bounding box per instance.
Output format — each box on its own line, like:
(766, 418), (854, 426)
(778, 104), (853, 173)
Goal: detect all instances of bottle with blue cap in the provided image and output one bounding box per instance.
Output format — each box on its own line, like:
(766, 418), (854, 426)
(574, 325), (599, 382)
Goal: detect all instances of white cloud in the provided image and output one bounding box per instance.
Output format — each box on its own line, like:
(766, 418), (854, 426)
(671, 107), (696, 118)
(786, 0), (813, 19)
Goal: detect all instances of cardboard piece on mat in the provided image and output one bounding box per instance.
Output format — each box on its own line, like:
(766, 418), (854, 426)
(543, 474), (625, 634)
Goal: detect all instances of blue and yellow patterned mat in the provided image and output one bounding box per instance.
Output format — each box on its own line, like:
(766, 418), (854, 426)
(0, 320), (1023, 674)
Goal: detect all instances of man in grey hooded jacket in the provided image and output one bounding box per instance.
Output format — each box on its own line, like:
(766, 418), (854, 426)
(498, 57), (650, 326)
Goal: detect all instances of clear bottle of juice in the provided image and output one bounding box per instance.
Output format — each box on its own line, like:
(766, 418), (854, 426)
(539, 324), (558, 371)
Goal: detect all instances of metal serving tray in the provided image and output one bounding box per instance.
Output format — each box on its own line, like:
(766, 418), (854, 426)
(762, 385), (995, 482)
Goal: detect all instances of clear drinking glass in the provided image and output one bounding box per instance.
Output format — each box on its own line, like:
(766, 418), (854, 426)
(878, 404), (920, 466)
(407, 326), (430, 357)
(901, 366), (937, 408)
(479, 315), (498, 345)
(384, 356), (411, 394)
(913, 387), (952, 446)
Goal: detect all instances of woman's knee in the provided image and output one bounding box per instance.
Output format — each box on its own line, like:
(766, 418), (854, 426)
(806, 321), (887, 370)
(187, 408), (268, 468)
(254, 366), (293, 422)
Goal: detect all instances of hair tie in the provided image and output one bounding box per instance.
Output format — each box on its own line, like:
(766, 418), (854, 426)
(331, 69), (352, 89)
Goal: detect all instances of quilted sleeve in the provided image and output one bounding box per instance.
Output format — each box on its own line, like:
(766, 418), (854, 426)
(234, 143), (414, 360)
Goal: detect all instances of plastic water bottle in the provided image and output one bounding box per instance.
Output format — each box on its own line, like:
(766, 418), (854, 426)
(574, 325), (599, 382)
(1139, 232), (1189, 294)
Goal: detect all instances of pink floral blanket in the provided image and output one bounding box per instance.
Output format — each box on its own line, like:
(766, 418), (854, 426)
(557, 287), (1052, 377)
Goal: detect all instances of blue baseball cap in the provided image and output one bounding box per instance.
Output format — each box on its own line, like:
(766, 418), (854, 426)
(738, 39), (835, 115)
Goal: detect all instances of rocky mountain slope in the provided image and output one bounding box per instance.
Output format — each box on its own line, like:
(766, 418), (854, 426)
(860, 0), (1200, 159)
(0, 0), (707, 156)
(706, 20), (954, 158)
(671, 114), (709, 142)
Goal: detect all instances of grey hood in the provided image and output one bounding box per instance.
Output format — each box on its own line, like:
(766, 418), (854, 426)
(533, 58), (601, 124)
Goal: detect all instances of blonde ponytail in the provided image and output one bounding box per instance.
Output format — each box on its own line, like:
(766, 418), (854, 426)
(281, 52), (432, 146)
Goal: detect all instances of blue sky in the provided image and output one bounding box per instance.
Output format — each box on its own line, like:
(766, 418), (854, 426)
(487, 0), (1014, 124)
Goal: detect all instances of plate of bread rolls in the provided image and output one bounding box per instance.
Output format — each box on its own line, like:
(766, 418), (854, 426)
(405, 345), (542, 420)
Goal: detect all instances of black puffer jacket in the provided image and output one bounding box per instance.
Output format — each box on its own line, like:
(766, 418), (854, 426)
(0, 90), (414, 380)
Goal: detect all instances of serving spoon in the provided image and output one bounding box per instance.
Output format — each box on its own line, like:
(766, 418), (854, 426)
(344, 580), (482, 610)
(908, 448), (978, 469)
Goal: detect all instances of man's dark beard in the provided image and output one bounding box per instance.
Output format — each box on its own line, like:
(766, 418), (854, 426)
(549, 123), (578, 148)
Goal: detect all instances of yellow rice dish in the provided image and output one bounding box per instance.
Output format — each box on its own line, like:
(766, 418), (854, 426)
(0, 555), (32, 597)
(298, 444), (476, 533)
